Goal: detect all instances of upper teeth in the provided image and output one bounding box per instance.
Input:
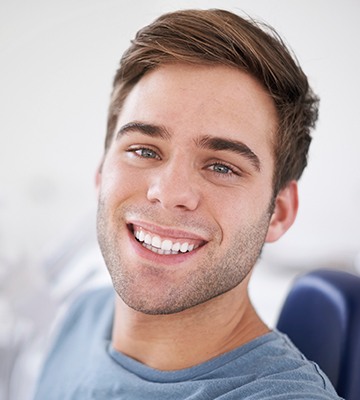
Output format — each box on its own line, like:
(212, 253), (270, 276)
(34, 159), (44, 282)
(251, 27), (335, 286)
(134, 228), (197, 254)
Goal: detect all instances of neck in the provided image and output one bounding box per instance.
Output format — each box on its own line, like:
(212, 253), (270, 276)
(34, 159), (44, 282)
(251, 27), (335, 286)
(111, 278), (269, 371)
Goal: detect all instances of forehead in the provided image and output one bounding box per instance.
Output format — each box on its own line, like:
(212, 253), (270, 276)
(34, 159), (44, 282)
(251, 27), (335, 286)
(115, 63), (278, 160)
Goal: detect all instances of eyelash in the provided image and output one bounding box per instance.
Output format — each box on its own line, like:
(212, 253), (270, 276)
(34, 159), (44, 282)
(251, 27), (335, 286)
(126, 146), (242, 178)
(126, 146), (161, 160)
(207, 162), (241, 177)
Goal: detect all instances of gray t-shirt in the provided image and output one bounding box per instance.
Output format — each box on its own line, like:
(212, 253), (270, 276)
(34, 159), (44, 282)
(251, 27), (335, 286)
(34, 287), (342, 399)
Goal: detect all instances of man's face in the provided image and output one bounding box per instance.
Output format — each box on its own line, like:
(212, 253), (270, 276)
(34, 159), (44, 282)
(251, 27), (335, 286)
(97, 64), (279, 314)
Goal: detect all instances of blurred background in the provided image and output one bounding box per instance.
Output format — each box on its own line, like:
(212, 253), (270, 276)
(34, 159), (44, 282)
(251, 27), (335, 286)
(1, 0), (359, 399)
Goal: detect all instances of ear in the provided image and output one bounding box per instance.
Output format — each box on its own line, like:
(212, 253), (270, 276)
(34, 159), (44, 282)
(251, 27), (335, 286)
(265, 180), (299, 243)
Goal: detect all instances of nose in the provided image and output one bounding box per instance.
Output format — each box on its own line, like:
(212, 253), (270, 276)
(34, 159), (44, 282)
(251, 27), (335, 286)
(147, 161), (201, 211)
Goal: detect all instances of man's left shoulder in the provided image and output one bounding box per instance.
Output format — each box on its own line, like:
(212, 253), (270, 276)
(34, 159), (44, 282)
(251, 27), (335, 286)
(228, 330), (342, 399)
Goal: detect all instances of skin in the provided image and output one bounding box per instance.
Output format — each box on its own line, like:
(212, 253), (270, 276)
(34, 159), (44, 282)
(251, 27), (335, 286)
(96, 63), (298, 370)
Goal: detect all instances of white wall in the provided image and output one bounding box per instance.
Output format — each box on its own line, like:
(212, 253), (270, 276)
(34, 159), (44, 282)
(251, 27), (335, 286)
(1, 0), (359, 268)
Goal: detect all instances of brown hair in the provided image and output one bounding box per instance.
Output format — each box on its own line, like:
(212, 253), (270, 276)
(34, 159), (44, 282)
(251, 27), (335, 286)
(105, 9), (319, 193)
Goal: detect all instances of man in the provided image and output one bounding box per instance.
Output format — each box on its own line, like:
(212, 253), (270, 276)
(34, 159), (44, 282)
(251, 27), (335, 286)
(34, 9), (341, 399)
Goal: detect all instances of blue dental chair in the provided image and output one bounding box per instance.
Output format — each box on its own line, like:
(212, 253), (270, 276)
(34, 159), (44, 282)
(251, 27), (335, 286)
(277, 269), (360, 400)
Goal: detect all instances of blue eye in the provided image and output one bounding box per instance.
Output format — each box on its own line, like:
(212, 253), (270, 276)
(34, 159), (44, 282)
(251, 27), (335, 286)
(127, 147), (161, 160)
(211, 163), (232, 174)
(137, 148), (158, 158)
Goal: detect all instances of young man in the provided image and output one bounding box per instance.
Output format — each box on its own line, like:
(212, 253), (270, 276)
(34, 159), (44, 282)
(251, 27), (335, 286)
(34, 9), (342, 399)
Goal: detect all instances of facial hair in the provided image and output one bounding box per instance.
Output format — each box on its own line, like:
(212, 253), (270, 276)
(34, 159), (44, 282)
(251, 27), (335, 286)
(97, 198), (272, 315)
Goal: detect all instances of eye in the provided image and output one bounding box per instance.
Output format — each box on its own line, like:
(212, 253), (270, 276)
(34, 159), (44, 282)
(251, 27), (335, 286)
(208, 162), (238, 176)
(210, 163), (232, 174)
(127, 147), (161, 160)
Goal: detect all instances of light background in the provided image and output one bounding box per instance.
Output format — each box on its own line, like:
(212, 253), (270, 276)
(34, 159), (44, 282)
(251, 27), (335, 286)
(0, 1), (359, 397)
(1, 0), (359, 266)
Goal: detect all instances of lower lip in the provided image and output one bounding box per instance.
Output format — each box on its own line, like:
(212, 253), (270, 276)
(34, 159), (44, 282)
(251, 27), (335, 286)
(127, 229), (201, 266)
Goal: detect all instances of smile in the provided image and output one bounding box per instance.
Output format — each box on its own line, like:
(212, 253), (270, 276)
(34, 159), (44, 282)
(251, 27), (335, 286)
(131, 225), (204, 255)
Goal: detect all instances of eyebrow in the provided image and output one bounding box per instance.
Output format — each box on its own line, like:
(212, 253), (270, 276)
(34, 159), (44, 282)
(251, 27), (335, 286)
(116, 122), (261, 171)
(197, 135), (261, 171)
(116, 122), (171, 140)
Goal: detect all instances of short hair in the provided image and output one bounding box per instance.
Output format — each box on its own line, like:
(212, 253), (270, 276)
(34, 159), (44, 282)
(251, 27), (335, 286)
(105, 9), (319, 193)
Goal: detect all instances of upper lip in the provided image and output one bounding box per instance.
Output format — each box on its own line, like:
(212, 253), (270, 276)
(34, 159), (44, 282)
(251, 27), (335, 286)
(127, 220), (209, 242)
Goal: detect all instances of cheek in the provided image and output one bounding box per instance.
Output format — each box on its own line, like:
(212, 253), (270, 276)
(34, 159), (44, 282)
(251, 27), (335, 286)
(100, 160), (147, 202)
(210, 187), (272, 236)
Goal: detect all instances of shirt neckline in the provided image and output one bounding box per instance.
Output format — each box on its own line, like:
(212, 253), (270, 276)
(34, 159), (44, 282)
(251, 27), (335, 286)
(107, 330), (278, 383)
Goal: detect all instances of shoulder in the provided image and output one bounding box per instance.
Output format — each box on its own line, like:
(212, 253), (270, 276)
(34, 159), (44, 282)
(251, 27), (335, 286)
(55, 286), (115, 345)
(33, 286), (115, 399)
(63, 286), (115, 324)
(44, 285), (115, 348)
(224, 330), (342, 399)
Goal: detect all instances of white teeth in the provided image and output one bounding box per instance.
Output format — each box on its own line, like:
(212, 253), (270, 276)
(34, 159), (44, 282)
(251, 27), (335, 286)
(172, 242), (181, 252)
(144, 234), (152, 245)
(180, 242), (189, 253)
(151, 236), (162, 249)
(161, 239), (172, 251)
(133, 228), (200, 256)
(139, 230), (145, 242)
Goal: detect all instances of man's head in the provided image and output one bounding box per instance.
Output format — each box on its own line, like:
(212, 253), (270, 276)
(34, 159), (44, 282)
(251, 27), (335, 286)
(104, 9), (319, 194)
(96, 9), (318, 315)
